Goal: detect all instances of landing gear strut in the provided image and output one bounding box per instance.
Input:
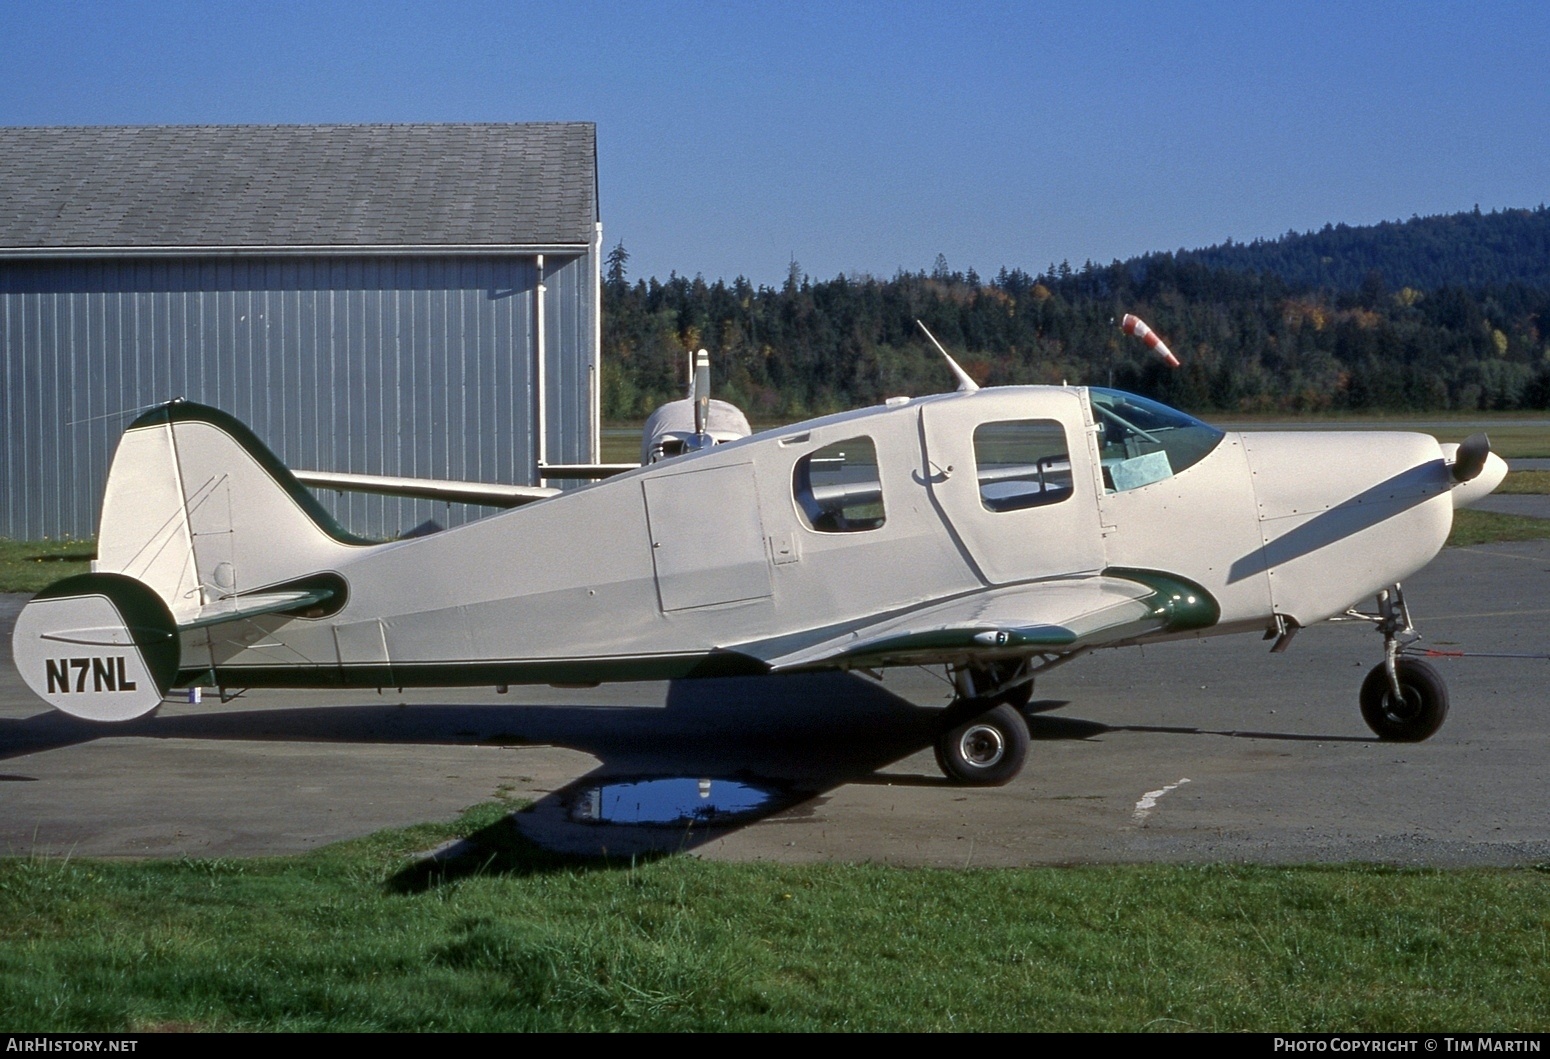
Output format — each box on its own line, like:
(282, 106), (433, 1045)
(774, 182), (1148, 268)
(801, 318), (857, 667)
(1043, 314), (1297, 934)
(1347, 585), (1449, 741)
(952, 659), (1035, 710)
(933, 661), (1034, 786)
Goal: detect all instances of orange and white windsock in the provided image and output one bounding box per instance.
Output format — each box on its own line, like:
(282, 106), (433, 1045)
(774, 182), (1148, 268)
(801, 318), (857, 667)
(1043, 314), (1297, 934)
(1121, 314), (1180, 368)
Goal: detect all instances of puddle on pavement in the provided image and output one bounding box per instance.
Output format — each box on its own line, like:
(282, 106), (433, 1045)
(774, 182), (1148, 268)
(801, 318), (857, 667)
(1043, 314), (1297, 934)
(570, 776), (780, 827)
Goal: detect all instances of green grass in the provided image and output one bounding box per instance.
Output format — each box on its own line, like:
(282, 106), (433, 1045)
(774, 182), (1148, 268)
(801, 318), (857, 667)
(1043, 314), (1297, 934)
(2, 803), (1547, 1032)
(1497, 469), (1550, 494)
(1427, 423), (1550, 459)
(1447, 509), (1550, 546)
(0, 537), (94, 593)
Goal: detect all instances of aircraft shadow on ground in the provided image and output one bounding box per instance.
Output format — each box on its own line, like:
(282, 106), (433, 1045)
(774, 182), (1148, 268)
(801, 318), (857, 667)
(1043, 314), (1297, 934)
(0, 670), (1376, 865)
(2, 672), (940, 862)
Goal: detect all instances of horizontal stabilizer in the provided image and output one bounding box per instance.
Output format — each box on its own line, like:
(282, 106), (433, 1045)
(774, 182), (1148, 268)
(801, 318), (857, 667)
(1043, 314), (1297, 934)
(182, 586), (337, 630)
(12, 573), (180, 722)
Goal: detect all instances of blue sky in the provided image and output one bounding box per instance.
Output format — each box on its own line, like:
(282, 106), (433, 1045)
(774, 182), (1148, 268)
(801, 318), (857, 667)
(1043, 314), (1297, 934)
(4, 1), (1547, 287)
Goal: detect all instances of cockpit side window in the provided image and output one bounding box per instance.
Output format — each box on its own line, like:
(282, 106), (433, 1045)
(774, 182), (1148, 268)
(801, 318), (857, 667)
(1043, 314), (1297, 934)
(793, 436), (885, 532)
(1089, 388), (1225, 492)
(972, 420), (1073, 512)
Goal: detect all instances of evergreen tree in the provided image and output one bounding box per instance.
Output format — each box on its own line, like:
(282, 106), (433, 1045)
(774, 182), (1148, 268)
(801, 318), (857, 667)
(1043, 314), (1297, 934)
(605, 241), (630, 293)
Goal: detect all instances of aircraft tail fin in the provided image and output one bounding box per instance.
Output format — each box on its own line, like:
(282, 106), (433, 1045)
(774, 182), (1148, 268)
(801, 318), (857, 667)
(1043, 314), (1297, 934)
(95, 401), (368, 625)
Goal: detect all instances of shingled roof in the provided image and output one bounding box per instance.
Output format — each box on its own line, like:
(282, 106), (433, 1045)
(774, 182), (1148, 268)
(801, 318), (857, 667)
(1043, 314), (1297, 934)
(0, 123), (598, 251)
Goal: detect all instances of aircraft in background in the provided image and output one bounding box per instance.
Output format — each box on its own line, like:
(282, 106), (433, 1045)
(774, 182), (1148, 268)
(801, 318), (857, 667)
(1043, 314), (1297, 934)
(11, 335), (1507, 785)
(639, 348), (753, 464)
(282, 348), (750, 509)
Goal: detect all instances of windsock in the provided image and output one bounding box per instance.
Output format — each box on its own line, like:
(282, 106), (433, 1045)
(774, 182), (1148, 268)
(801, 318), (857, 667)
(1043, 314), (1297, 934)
(1121, 314), (1180, 367)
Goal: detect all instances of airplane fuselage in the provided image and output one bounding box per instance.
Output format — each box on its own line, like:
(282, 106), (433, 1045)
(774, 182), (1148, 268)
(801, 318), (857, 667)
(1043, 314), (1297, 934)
(160, 386), (1458, 690)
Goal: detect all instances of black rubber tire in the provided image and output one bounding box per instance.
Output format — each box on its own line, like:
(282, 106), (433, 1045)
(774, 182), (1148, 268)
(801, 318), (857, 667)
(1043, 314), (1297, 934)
(934, 702), (1030, 786)
(1360, 658), (1449, 742)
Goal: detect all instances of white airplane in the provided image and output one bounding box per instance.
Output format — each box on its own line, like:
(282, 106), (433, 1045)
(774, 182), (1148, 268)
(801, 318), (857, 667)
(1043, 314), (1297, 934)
(10, 359), (1507, 785)
(639, 348), (753, 464)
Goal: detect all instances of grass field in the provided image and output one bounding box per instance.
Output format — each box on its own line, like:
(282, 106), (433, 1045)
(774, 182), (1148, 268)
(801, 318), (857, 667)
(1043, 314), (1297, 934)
(2, 802), (1546, 1033)
(0, 537), (95, 593)
(1446, 507), (1550, 546)
(1497, 469), (1550, 493)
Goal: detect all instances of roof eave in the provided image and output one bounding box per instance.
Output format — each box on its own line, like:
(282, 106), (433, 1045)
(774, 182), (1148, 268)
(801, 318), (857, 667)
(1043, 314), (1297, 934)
(0, 243), (593, 260)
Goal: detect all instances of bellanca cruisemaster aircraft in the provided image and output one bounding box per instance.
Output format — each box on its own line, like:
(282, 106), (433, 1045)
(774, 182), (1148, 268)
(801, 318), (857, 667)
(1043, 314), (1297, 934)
(12, 364), (1508, 785)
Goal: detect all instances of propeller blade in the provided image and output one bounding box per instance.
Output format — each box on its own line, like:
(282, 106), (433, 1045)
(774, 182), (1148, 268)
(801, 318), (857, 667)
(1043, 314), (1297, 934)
(693, 349), (710, 437)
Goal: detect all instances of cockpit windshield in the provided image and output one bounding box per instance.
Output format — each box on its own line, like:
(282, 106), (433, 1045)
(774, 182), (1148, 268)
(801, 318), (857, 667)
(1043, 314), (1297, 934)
(1087, 388), (1224, 492)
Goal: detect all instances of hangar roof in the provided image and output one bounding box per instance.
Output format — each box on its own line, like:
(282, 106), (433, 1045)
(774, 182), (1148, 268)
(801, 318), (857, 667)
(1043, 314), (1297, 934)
(0, 123), (598, 252)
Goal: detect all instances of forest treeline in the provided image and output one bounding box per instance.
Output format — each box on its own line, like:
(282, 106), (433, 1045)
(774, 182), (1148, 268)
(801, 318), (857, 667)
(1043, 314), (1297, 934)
(600, 206), (1550, 420)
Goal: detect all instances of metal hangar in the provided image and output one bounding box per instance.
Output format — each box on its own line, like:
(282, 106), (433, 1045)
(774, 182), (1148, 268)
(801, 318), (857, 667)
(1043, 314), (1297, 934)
(0, 122), (602, 539)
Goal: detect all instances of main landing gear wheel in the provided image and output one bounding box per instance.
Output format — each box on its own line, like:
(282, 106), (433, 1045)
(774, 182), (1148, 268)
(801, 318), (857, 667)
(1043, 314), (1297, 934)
(934, 702), (1030, 786)
(1360, 657), (1449, 742)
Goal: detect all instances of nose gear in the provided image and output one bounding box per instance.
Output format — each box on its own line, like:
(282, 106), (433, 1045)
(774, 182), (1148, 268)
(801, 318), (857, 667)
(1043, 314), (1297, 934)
(1338, 584), (1449, 741)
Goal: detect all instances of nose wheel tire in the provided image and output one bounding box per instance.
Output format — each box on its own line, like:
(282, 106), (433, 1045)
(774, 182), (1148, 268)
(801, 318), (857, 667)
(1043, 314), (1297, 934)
(1360, 658), (1448, 742)
(934, 702), (1030, 786)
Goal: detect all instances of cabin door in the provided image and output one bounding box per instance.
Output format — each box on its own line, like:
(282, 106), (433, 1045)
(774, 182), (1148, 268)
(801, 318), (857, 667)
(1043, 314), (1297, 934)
(642, 461), (775, 612)
(917, 389), (1106, 585)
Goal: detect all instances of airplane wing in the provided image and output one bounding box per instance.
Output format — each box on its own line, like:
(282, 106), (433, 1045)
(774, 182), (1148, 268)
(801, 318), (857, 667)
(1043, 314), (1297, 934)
(293, 470), (560, 507)
(756, 568), (1218, 671)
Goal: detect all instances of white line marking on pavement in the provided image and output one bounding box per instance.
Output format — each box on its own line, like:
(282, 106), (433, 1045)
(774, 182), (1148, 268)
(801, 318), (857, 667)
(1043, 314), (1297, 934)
(1133, 778), (1191, 823)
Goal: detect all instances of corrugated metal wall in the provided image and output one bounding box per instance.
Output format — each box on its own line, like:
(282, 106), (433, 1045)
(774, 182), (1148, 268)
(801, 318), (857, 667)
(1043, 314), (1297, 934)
(0, 253), (596, 540)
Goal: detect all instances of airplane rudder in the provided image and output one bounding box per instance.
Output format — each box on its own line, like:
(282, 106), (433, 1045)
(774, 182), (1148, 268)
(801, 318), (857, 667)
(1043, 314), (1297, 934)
(156, 401), (371, 592)
(98, 401), (368, 619)
(95, 406), (201, 620)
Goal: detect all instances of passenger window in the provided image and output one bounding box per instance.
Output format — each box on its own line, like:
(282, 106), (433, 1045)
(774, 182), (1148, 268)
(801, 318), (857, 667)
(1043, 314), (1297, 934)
(973, 420), (1073, 512)
(794, 437), (885, 532)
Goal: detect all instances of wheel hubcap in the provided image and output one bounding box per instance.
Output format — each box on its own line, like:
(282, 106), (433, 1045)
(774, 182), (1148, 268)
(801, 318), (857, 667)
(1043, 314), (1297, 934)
(959, 724), (1006, 768)
(1384, 686), (1422, 723)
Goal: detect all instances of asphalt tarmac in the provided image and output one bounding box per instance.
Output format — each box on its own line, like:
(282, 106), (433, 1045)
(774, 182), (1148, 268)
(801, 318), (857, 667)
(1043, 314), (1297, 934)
(3, 540), (1548, 867)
